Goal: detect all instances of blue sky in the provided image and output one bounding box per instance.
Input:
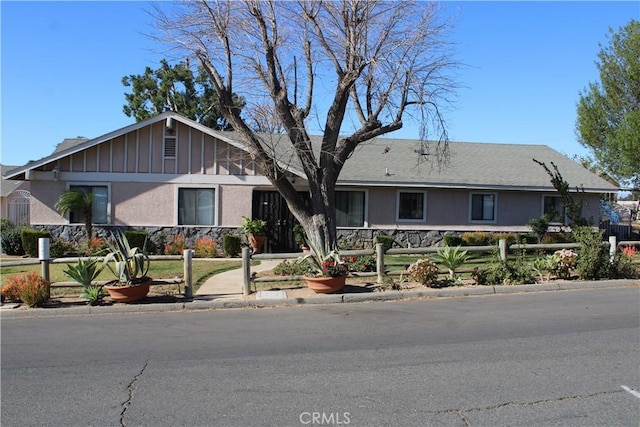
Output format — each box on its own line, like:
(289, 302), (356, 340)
(1, 1), (638, 167)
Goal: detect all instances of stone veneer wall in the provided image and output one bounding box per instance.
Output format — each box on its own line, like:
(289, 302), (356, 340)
(35, 224), (460, 253)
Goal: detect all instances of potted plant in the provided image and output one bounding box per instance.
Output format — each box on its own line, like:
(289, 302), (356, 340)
(102, 229), (152, 303)
(293, 224), (310, 253)
(63, 257), (105, 306)
(242, 216), (267, 254)
(298, 241), (348, 293)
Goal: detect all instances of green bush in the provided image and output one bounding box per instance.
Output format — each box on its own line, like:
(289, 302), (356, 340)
(541, 232), (574, 244)
(474, 252), (534, 285)
(21, 228), (52, 257)
(223, 234), (241, 257)
(124, 230), (149, 251)
(572, 227), (611, 280)
(343, 255), (376, 272)
(49, 239), (78, 258)
(273, 260), (313, 276)
(443, 235), (463, 246)
(375, 234), (395, 252)
(1, 219), (25, 256)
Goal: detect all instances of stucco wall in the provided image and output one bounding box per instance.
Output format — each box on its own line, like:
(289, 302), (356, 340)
(113, 182), (175, 226)
(29, 181), (68, 224)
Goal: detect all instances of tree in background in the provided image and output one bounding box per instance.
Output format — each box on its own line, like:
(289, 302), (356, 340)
(122, 59), (244, 130)
(154, 0), (458, 253)
(576, 20), (639, 190)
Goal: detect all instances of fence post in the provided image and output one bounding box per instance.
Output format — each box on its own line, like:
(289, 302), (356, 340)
(242, 247), (251, 296)
(608, 235), (617, 262)
(376, 243), (385, 284)
(183, 249), (193, 299)
(499, 239), (508, 262)
(38, 238), (51, 299)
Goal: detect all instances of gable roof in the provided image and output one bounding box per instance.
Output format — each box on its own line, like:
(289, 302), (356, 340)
(0, 165), (27, 197)
(1, 111), (246, 180)
(2, 112), (617, 193)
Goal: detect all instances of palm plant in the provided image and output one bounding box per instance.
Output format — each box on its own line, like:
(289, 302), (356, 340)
(437, 246), (469, 280)
(55, 189), (94, 239)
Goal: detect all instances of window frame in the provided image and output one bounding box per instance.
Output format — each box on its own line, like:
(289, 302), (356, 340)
(396, 190), (427, 222)
(66, 183), (111, 225)
(468, 192), (498, 223)
(542, 195), (567, 224)
(176, 185), (219, 226)
(335, 189), (368, 228)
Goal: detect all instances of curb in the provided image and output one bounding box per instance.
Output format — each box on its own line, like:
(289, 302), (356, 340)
(1, 279), (638, 319)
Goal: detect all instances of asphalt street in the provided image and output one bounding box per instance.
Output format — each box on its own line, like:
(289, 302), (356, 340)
(1, 287), (639, 426)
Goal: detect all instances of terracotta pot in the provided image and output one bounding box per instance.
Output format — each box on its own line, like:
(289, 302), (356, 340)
(248, 234), (266, 254)
(104, 279), (151, 303)
(303, 275), (346, 294)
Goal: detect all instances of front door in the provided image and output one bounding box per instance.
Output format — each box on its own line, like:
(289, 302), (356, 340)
(252, 190), (308, 253)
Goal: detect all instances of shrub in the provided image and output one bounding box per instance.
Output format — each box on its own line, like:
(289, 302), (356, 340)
(443, 235), (463, 246)
(223, 234), (241, 257)
(50, 239), (78, 258)
(375, 234), (395, 252)
(551, 249), (578, 279)
(572, 227), (610, 280)
(164, 235), (186, 255)
(124, 230), (149, 251)
(18, 273), (50, 307)
(461, 231), (492, 246)
(1, 219), (25, 255)
(475, 253), (534, 285)
(194, 237), (218, 258)
(527, 214), (552, 243)
(542, 232), (574, 244)
(83, 236), (110, 256)
(343, 255), (376, 272)
(408, 259), (439, 287)
(1, 276), (24, 302)
(2, 272), (49, 307)
(273, 260), (313, 276)
(611, 246), (639, 279)
(21, 228), (52, 257)
(620, 245), (637, 258)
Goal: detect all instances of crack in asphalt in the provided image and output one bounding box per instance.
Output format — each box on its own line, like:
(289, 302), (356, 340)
(120, 361), (149, 427)
(428, 389), (625, 424)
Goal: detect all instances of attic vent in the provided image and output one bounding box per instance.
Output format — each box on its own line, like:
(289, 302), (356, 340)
(164, 137), (176, 158)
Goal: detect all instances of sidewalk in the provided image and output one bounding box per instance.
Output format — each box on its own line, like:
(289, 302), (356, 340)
(194, 259), (282, 300)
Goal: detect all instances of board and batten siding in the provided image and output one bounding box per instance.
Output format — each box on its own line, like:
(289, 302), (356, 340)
(55, 121), (257, 177)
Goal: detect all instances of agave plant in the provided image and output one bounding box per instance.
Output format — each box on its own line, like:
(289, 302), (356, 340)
(63, 258), (103, 287)
(436, 245), (469, 280)
(298, 238), (347, 278)
(103, 229), (150, 285)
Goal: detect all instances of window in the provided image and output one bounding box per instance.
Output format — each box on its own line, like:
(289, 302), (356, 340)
(470, 193), (496, 222)
(543, 196), (565, 223)
(69, 185), (109, 224)
(397, 191), (426, 221)
(336, 191), (365, 227)
(178, 188), (214, 225)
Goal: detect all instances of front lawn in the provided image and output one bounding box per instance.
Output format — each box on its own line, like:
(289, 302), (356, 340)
(0, 260), (242, 295)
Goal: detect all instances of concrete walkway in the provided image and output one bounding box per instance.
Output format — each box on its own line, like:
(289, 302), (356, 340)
(194, 259), (282, 300)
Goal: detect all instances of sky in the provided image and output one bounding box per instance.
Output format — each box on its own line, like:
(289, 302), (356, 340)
(1, 1), (638, 168)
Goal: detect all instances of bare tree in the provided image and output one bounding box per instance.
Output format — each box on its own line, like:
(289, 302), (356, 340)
(154, 0), (458, 253)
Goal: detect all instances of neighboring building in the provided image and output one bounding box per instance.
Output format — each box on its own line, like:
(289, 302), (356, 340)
(0, 164), (30, 225)
(2, 112), (618, 251)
